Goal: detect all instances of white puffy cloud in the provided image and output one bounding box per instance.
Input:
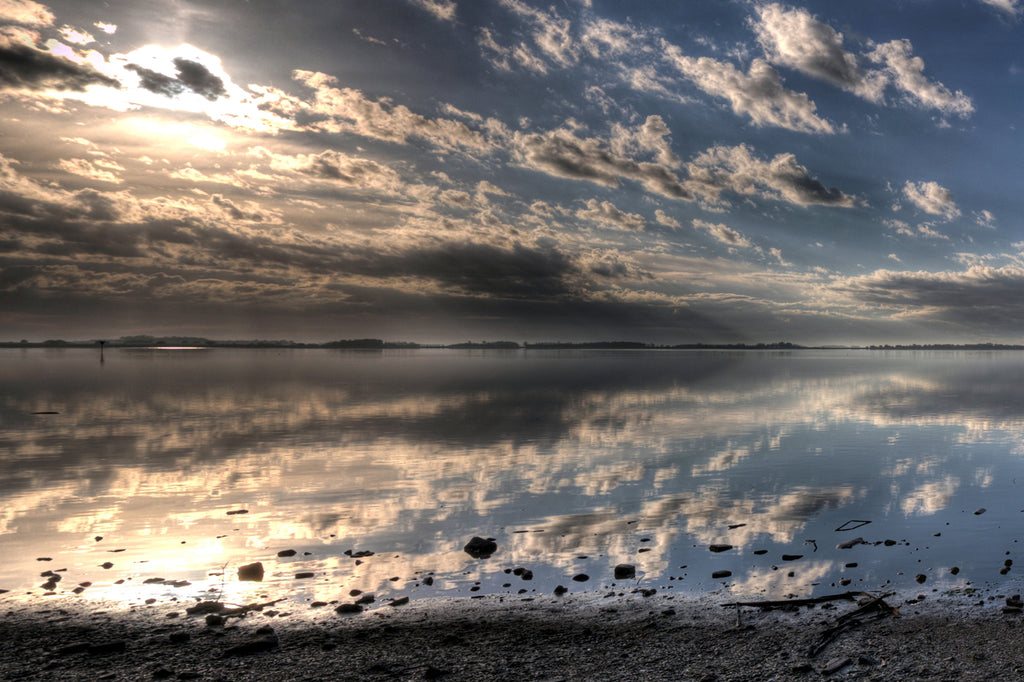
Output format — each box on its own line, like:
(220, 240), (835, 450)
(978, 0), (1020, 15)
(576, 199), (646, 231)
(0, 0), (53, 26)
(409, 0), (456, 22)
(902, 181), (960, 220)
(692, 218), (754, 248)
(662, 42), (836, 134)
(753, 4), (972, 118)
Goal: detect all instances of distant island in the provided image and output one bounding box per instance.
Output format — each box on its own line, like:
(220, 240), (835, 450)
(3, 336), (1024, 351)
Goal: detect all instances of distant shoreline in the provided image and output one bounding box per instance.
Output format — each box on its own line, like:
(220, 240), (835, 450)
(5, 338), (1024, 351)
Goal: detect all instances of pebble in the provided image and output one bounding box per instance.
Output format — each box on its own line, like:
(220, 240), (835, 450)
(335, 603), (363, 614)
(572, 574), (590, 582)
(709, 544), (733, 553)
(712, 570), (732, 579)
(237, 562), (264, 582)
(463, 537), (498, 558)
(277, 549), (297, 557)
(614, 564), (636, 580)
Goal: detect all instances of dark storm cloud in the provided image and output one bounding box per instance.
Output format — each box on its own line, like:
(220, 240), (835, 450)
(836, 267), (1024, 329)
(126, 57), (227, 101)
(0, 43), (119, 91)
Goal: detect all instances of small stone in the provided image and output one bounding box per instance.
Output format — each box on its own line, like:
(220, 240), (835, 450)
(256, 626), (275, 635)
(423, 576), (434, 586)
(388, 596), (409, 607)
(224, 636), (279, 656)
(553, 585), (568, 595)
(226, 509), (248, 516)
(709, 544), (733, 553)
(463, 536), (498, 558)
(205, 614), (224, 627)
(613, 564), (636, 580)
(277, 549), (297, 557)
(915, 574), (927, 584)
(335, 603), (363, 614)
(355, 594), (376, 605)
(839, 578), (852, 586)
(237, 562), (264, 582)
(845, 563), (858, 568)
(753, 549), (768, 555)
(572, 574), (590, 582)
(950, 567), (960, 575)
(36, 557), (52, 562)
(836, 537), (864, 550)
(310, 601), (328, 608)
(712, 570), (732, 579)
(822, 657), (852, 675)
(294, 572), (315, 579)
(100, 562), (114, 569)
(883, 539), (897, 546)
(782, 554), (803, 561)
(974, 508), (986, 515)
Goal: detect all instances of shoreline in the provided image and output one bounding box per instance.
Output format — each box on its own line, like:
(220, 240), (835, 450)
(4, 588), (1024, 680)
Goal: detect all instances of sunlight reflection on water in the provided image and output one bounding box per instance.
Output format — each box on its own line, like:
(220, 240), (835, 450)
(3, 348), (1024, 609)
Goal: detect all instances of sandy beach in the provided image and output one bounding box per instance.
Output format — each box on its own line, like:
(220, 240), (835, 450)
(3, 586), (1024, 681)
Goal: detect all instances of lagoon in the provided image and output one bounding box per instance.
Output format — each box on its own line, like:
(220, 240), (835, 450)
(2, 348), (1023, 607)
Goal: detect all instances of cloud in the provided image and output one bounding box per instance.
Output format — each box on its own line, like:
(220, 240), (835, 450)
(834, 266), (1024, 328)
(251, 147), (402, 192)
(292, 70), (501, 152)
(409, 0), (457, 22)
(662, 43), (835, 134)
(902, 181), (960, 220)
(127, 57), (227, 101)
(752, 4), (972, 118)
(0, 39), (120, 91)
(576, 199), (646, 231)
(866, 40), (973, 117)
(58, 25), (93, 46)
(57, 158), (123, 184)
(687, 144), (859, 208)
(978, 0), (1020, 15)
(499, 0), (578, 69)
(0, 0), (53, 27)
(511, 124), (696, 201)
(654, 210), (681, 229)
(93, 22), (116, 35)
(692, 219), (754, 248)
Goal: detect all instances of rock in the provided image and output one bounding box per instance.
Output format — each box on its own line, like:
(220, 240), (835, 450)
(845, 563), (858, 568)
(572, 574), (590, 582)
(712, 570), (732, 579)
(186, 601), (224, 615)
(310, 601), (328, 608)
(822, 657), (852, 675)
(709, 544), (733, 553)
(915, 574), (927, 584)
(1007, 595), (1023, 608)
(640, 588), (656, 598)
(424, 665), (450, 680)
(463, 537), (498, 558)
(335, 603), (363, 614)
(614, 564), (636, 580)
(782, 554), (803, 561)
(553, 585), (568, 595)
(355, 594), (376, 605)
(36, 557), (52, 562)
(223, 636), (279, 656)
(226, 509), (248, 515)
(237, 562), (265, 582)
(294, 572), (315, 579)
(100, 562), (114, 569)
(205, 614), (225, 627)
(88, 640), (127, 656)
(753, 549), (768, 555)
(950, 567), (960, 575)
(423, 576), (434, 586)
(974, 508), (986, 515)
(836, 537), (864, 550)
(883, 539), (897, 546)
(169, 632), (191, 644)
(277, 549), (297, 557)
(256, 626), (275, 635)
(839, 578), (852, 586)
(56, 642), (91, 656)
(388, 596), (409, 607)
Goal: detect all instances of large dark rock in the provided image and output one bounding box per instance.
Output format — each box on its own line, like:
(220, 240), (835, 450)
(614, 564), (636, 580)
(463, 536), (498, 558)
(237, 562), (265, 582)
(709, 544), (733, 553)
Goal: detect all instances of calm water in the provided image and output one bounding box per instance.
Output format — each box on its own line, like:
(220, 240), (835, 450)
(3, 348), (1024, 608)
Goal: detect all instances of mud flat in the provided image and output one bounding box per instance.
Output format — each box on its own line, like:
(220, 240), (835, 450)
(3, 586), (1024, 681)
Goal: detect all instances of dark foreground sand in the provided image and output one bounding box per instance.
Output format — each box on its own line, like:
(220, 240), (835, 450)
(3, 589), (1024, 681)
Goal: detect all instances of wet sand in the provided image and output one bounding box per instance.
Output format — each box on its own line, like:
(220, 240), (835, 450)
(3, 588), (1024, 681)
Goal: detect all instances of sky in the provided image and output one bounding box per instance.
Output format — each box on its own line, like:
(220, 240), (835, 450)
(0, 0), (1022, 345)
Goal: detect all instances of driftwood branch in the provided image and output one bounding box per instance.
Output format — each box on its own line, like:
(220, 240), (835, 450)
(723, 591), (866, 610)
